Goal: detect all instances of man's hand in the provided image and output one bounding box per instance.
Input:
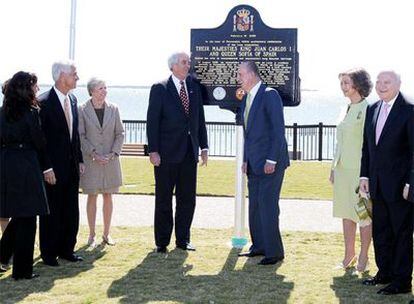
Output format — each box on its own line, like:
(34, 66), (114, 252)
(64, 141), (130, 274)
(149, 152), (161, 166)
(264, 162), (275, 174)
(403, 184), (410, 200)
(329, 170), (334, 184)
(44, 170), (56, 185)
(242, 162), (247, 174)
(200, 150), (208, 166)
(359, 179), (369, 194)
(79, 163), (86, 176)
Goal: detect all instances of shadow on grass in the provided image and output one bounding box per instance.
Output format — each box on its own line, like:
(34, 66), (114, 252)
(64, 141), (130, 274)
(107, 247), (294, 303)
(331, 270), (413, 303)
(0, 244), (107, 303)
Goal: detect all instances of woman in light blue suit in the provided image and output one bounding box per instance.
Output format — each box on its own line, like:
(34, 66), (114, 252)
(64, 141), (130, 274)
(330, 68), (373, 272)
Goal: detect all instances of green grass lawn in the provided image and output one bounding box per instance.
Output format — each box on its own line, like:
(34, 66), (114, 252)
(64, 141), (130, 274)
(120, 157), (333, 200)
(0, 226), (411, 304)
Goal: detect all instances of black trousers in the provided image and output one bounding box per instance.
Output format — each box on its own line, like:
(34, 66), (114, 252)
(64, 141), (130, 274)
(372, 191), (413, 285)
(0, 216), (36, 278)
(39, 169), (79, 260)
(154, 139), (197, 247)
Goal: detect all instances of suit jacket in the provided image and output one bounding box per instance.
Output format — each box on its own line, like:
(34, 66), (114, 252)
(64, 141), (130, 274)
(360, 93), (414, 202)
(331, 100), (367, 170)
(241, 84), (289, 175)
(78, 100), (124, 190)
(409, 161), (414, 203)
(0, 107), (49, 217)
(38, 88), (83, 184)
(408, 131), (414, 203)
(146, 76), (208, 163)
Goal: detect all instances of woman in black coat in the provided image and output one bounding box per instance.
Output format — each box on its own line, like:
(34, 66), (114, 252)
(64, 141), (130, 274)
(0, 71), (49, 279)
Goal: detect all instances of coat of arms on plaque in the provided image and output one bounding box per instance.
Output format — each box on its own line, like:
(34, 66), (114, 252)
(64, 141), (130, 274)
(233, 8), (254, 32)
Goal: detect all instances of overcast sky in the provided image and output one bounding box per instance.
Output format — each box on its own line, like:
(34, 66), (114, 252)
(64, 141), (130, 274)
(1, 0), (413, 94)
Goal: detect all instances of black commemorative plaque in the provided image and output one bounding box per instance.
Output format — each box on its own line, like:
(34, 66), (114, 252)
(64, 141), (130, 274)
(191, 5), (300, 111)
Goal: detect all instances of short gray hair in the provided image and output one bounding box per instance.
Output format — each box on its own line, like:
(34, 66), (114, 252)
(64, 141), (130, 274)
(378, 70), (401, 83)
(87, 77), (106, 96)
(241, 61), (260, 78)
(168, 52), (188, 71)
(52, 60), (76, 82)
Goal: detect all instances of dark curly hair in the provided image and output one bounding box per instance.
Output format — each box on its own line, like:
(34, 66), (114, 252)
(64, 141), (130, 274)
(3, 71), (38, 122)
(1, 79), (9, 94)
(338, 68), (373, 98)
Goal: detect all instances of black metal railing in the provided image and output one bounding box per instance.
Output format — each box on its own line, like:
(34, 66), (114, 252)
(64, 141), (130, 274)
(123, 120), (337, 160)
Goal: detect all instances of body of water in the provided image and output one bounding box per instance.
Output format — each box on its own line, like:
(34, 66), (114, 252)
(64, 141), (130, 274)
(1, 85), (379, 125)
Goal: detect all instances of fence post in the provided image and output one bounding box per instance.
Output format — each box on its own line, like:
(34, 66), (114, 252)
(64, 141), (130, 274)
(292, 123), (298, 160)
(318, 122), (323, 161)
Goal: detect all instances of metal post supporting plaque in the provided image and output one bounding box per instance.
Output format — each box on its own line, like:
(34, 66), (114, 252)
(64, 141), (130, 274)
(231, 125), (248, 248)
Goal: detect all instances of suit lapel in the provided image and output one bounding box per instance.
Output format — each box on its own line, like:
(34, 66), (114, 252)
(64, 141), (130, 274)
(84, 100), (102, 129)
(50, 89), (70, 138)
(371, 101), (381, 144)
(377, 93), (403, 144)
(186, 78), (195, 117)
(167, 76), (186, 116)
(102, 103), (113, 130)
(246, 84), (265, 132)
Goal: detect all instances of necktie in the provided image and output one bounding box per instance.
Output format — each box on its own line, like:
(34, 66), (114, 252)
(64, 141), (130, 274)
(244, 93), (252, 127)
(179, 81), (189, 115)
(375, 102), (390, 144)
(64, 97), (72, 139)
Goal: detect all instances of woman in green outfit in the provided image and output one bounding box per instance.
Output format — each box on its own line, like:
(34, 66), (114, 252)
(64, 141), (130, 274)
(330, 68), (373, 272)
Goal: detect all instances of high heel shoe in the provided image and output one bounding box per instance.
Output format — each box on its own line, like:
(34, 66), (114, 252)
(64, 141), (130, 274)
(334, 255), (357, 270)
(102, 235), (115, 246)
(87, 235), (96, 248)
(356, 258), (370, 273)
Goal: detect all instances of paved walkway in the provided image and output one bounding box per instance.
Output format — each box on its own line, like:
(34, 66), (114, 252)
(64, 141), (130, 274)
(79, 194), (342, 233)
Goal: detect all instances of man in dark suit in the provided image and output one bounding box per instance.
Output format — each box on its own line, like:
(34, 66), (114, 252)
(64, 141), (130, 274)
(38, 60), (85, 266)
(237, 61), (290, 265)
(359, 71), (413, 295)
(146, 52), (208, 253)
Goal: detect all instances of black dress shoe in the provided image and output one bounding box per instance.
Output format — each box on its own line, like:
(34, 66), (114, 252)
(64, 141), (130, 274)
(156, 246), (167, 253)
(60, 254), (83, 262)
(362, 276), (391, 286)
(13, 273), (39, 280)
(258, 257), (284, 265)
(238, 251), (263, 257)
(42, 258), (59, 267)
(377, 283), (412, 295)
(176, 243), (196, 251)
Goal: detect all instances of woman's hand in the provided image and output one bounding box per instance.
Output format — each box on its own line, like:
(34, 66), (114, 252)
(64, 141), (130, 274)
(329, 170), (334, 184)
(92, 151), (109, 165)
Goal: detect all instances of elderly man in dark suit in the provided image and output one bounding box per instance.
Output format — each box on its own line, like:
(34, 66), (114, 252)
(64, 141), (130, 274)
(38, 60), (85, 266)
(146, 52), (208, 253)
(359, 71), (414, 295)
(237, 61), (290, 265)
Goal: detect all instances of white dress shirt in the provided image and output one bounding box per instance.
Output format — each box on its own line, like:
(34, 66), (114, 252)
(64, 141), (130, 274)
(171, 74), (208, 153)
